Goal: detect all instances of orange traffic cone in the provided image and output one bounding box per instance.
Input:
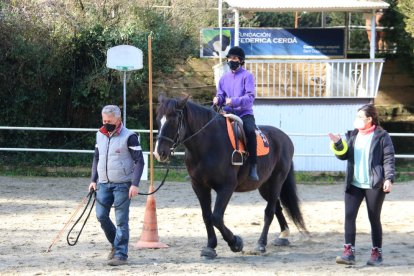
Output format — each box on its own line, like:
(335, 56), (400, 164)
(134, 185), (168, 249)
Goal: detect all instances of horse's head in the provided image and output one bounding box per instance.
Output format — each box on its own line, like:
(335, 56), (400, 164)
(154, 95), (189, 162)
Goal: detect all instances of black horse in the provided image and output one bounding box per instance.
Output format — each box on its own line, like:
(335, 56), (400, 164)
(154, 96), (307, 259)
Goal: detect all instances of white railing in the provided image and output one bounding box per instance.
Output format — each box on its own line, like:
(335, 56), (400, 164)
(0, 126), (412, 159)
(245, 59), (384, 99)
(0, 126), (160, 155)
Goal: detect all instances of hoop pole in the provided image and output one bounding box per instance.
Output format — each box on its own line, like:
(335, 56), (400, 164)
(148, 33), (154, 189)
(219, 0), (223, 62)
(123, 71), (127, 126)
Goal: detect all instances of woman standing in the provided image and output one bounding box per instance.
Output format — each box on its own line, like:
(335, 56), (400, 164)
(328, 104), (395, 266)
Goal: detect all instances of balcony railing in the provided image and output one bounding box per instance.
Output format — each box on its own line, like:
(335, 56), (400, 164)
(244, 59), (385, 99)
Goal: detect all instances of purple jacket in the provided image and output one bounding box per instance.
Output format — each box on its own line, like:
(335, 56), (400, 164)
(216, 67), (255, 117)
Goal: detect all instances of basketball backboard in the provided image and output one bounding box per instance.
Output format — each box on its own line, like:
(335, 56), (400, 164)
(107, 45), (143, 71)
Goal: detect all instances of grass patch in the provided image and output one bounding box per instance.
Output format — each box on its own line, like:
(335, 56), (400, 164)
(0, 165), (190, 181)
(153, 167), (189, 182)
(1, 165), (413, 183)
(295, 172), (345, 183)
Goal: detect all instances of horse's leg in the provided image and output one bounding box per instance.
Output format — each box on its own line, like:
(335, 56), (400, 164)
(212, 186), (243, 253)
(257, 182), (278, 253)
(191, 183), (218, 259)
(257, 162), (292, 253)
(272, 200), (291, 246)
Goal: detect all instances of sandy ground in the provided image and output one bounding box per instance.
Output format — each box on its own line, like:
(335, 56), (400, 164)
(0, 176), (413, 276)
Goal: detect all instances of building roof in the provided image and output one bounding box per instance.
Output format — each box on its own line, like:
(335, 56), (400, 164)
(224, 0), (389, 12)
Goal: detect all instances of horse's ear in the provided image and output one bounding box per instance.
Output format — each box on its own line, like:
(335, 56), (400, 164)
(158, 93), (167, 104)
(177, 95), (190, 109)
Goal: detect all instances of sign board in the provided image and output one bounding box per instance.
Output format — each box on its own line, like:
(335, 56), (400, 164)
(107, 45), (143, 71)
(201, 28), (345, 59)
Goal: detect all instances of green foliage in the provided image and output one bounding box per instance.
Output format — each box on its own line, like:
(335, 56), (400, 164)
(380, 0), (414, 74)
(0, 0), (199, 161)
(254, 12), (294, 28)
(399, 0), (414, 36)
(394, 0), (414, 72)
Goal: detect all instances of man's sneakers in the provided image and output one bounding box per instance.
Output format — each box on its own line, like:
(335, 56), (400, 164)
(107, 247), (115, 260)
(107, 247), (127, 266)
(367, 247), (383, 266)
(108, 257), (127, 266)
(336, 244), (356, 265)
(336, 244), (383, 266)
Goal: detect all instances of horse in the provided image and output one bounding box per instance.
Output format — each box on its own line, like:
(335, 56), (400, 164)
(154, 95), (307, 259)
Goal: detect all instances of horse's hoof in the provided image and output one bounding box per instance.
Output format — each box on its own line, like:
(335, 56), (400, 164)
(272, 238), (290, 246)
(200, 247), (217, 259)
(230, 235), (244, 252)
(255, 243), (266, 253)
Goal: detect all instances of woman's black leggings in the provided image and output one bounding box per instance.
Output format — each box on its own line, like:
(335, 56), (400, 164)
(344, 184), (386, 248)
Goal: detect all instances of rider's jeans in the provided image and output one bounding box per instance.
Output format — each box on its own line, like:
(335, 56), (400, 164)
(96, 182), (131, 260)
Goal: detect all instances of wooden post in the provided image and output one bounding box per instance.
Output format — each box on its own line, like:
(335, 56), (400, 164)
(294, 12), (298, 28)
(134, 33), (168, 249)
(148, 33), (154, 188)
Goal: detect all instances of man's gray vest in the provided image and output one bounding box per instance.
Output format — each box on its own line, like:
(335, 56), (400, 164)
(96, 127), (135, 183)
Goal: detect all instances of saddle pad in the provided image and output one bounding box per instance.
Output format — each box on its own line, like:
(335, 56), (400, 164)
(226, 118), (270, 156)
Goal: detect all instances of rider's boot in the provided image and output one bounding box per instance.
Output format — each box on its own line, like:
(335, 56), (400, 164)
(249, 163), (259, 181)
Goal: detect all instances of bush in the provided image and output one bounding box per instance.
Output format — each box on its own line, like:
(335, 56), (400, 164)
(0, 1), (199, 167)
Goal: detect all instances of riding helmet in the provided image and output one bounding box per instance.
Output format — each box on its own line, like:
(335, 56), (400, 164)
(226, 46), (245, 60)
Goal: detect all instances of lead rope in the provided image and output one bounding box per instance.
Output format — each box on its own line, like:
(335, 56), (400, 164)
(66, 190), (96, 246)
(64, 165), (170, 247)
(45, 191), (94, 253)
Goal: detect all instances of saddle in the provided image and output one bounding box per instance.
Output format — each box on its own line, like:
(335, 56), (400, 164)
(224, 114), (270, 166)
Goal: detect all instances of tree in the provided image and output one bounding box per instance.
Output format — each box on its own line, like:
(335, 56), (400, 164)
(379, 0), (414, 72)
(399, 0), (414, 36)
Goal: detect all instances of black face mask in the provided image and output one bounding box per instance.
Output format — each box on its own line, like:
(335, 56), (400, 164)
(228, 60), (241, 71)
(103, 123), (116, 132)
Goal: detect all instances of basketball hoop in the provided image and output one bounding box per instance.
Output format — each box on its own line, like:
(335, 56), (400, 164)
(106, 45), (143, 126)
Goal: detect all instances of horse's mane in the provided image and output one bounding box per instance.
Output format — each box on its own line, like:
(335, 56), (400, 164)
(156, 98), (180, 119)
(157, 97), (218, 131)
(184, 100), (218, 131)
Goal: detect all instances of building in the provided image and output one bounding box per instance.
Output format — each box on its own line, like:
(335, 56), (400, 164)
(216, 0), (390, 171)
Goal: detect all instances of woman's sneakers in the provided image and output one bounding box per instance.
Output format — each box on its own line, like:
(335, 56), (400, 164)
(336, 245), (383, 266)
(336, 244), (356, 265)
(367, 247), (383, 266)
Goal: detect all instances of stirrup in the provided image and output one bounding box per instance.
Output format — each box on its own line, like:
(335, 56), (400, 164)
(231, 150), (244, 166)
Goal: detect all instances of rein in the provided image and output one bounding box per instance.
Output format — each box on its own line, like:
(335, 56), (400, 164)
(179, 112), (220, 146)
(157, 106), (221, 152)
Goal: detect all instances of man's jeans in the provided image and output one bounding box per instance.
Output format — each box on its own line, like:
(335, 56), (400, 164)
(96, 182), (131, 260)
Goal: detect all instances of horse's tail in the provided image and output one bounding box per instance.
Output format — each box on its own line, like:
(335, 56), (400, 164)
(279, 163), (308, 233)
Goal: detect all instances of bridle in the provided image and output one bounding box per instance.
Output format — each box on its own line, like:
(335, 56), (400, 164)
(156, 107), (220, 153)
(156, 109), (185, 152)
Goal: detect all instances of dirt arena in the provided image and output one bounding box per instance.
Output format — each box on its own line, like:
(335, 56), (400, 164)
(0, 176), (413, 275)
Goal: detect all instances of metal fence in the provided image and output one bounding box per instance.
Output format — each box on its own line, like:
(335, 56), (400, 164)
(0, 126), (412, 159)
(245, 59), (384, 99)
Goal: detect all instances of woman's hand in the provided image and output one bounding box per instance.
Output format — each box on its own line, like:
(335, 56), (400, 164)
(328, 133), (341, 143)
